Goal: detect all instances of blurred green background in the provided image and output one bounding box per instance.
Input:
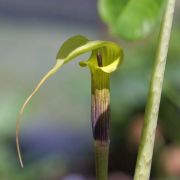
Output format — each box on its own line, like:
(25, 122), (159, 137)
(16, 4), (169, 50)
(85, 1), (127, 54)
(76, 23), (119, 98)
(0, 0), (180, 179)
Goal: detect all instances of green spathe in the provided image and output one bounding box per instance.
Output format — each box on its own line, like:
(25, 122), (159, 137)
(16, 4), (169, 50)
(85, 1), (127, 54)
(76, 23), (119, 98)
(16, 35), (123, 168)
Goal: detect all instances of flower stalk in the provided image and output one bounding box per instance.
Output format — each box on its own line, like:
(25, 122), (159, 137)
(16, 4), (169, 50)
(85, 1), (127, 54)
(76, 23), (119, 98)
(91, 53), (110, 180)
(134, 0), (176, 179)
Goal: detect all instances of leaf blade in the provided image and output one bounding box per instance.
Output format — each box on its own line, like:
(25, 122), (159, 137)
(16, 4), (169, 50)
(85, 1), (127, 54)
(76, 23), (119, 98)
(98, 0), (166, 40)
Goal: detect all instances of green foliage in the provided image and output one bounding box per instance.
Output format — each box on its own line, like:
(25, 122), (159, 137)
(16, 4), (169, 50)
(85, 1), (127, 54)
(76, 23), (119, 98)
(98, 0), (166, 40)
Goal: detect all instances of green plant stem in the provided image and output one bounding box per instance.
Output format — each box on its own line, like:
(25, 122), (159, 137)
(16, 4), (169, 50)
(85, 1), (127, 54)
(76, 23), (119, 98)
(91, 61), (110, 180)
(94, 141), (109, 180)
(134, 0), (176, 180)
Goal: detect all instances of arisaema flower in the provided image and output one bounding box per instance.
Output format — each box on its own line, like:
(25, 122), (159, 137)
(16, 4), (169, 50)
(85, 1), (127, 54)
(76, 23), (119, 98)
(16, 35), (123, 179)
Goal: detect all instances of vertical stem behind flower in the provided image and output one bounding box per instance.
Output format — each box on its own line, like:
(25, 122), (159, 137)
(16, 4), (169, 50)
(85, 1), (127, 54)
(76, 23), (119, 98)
(91, 54), (110, 180)
(134, 0), (176, 180)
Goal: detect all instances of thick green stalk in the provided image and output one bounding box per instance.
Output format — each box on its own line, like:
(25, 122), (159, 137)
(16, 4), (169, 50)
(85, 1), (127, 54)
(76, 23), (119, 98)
(134, 1), (176, 180)
(91, 55), (110, 180)
(94, 141), (109, 180)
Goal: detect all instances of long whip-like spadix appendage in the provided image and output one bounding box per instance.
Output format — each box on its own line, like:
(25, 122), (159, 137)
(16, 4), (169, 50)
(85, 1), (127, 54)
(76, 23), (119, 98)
(16, 61), (64, 168)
